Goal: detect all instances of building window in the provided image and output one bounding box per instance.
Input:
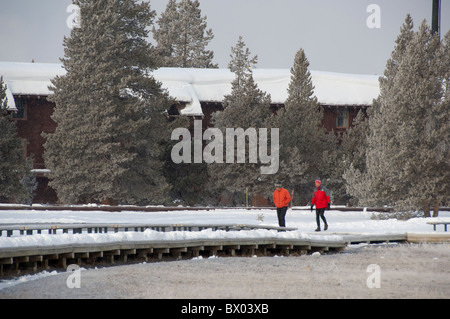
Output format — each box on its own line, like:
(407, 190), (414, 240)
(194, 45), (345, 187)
(336, 108), (349, 128)
(12, 97), (27, 120)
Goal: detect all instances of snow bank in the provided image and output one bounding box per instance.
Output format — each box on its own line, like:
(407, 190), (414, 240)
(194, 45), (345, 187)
(0, 270), (59, 291)
(0, 61), (380, 115)
(0, 227), (344, 249)
(0, 208), (449, 250)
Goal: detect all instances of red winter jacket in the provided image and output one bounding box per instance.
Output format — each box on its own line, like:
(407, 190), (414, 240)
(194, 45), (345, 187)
(311, 187), (330, 209)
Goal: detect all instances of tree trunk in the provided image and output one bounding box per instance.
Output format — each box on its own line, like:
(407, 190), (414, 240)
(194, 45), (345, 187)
(102, 197), (118, 206)
(423, 201), (431, 218)
(432, 199), (440, 217)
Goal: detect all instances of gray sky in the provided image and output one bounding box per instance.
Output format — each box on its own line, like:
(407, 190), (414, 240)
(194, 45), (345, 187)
(0, 0), (448, 74)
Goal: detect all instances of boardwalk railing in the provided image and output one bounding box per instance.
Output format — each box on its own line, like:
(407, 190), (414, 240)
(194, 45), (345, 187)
(0, 223), (296, 237)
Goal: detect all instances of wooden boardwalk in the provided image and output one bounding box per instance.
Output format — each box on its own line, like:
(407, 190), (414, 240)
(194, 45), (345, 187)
(1, 222), (449, 278)
(0, 235), (346, 277)
(406, 233), (450, 243)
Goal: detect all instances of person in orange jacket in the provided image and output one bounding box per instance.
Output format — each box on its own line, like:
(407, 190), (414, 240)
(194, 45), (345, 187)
(273, 182), (291, 227)
(310, 178), (330, 231)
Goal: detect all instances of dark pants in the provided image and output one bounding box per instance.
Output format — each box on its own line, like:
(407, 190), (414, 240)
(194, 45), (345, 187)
(316, 208), (327, 228)
(276, 206), (288, 227)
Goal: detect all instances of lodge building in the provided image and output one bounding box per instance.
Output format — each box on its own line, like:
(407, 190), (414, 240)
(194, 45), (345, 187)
(0, 62), (380, 204)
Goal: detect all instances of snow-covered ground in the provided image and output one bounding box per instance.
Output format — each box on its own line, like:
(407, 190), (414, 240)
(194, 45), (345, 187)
(0, 207), (449, 249)
(1, 207), (449, 297)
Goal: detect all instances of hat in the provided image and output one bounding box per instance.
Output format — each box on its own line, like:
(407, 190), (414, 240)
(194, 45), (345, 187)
(275, 182), (282, 187)
(314, 178), (321, 184)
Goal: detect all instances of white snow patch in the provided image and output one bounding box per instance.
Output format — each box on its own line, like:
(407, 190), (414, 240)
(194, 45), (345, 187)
(0, 270), (59, 291)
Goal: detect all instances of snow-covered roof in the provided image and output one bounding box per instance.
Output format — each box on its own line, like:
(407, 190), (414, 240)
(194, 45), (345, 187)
(0, 61), (380, 116)
(0, 62), (66, 111)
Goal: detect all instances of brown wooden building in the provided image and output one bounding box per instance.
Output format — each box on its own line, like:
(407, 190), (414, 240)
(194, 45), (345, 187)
(12, 95), (58, 203)
(1, 62), (379, 204)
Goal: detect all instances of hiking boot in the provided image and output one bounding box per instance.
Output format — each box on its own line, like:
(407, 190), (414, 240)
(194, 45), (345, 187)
(324, 224), (328, 231)
(315, 227), (321, 232)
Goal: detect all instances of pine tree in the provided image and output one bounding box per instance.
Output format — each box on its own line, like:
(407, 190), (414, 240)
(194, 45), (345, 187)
(44, 0), (172, 205)
(208, 36), (272, 202)
(163, 140), (211, 206)
(379, 14), (414, 96)
(153, 0), (217, 68)
(435, 30), (450, 214)
(390, 21), (446, 214)
(274, 49), (336, 204)
(343, 15), (415, 207)
(338, 110), (369, 205)
(412, 27), (450, 216)
(0, 77), (36, 203)
(344, 18), (449, 215)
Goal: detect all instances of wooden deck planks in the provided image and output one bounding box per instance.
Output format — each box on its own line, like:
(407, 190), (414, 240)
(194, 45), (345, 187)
(1, 228), (448, 277)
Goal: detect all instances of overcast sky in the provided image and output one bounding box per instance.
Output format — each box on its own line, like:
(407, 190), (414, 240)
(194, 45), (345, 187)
(0, 0), (448, 75)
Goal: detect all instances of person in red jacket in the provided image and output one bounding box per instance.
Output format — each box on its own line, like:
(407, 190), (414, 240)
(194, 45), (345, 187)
(310, 178), (330, 231)
(273, 182), (291, 227)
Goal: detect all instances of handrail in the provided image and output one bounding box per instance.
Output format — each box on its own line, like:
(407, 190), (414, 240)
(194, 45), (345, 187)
(0, 223), (297, 237)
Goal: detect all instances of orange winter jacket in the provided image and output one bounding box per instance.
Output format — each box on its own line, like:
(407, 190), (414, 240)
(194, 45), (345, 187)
(273, 188), (291, 208)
